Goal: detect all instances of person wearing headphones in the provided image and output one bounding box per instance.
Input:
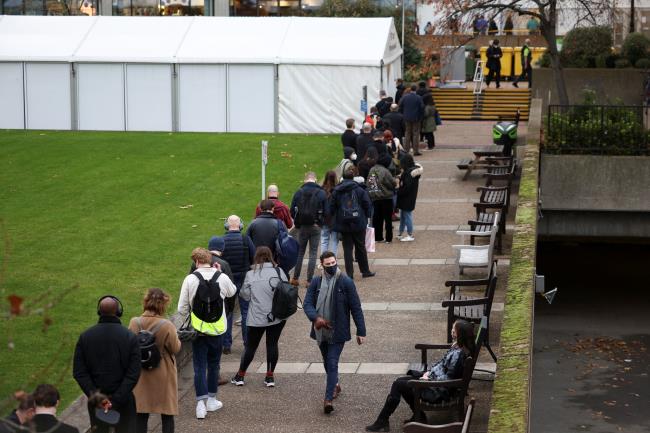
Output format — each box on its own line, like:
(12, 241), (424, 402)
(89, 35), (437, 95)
(73, 295), (141, 433)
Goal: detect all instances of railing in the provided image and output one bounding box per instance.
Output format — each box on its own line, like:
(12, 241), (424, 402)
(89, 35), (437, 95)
(545, 104), (650, 155)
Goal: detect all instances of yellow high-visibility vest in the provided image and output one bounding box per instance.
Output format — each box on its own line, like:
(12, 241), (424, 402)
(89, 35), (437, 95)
(190, 310), (226, 336)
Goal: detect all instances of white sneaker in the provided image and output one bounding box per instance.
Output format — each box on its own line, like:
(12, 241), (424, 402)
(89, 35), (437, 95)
(400, 235), (415, 242)
(235, 316), (242, 326)
(196, 400), (207, 419)
(206, 397), (223, 412)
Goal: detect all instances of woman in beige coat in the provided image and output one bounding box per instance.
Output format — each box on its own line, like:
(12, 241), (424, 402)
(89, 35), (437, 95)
(128, 288), (181, 433)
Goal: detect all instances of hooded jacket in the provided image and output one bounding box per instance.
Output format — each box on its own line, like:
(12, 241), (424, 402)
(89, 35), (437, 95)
(396, 163), (423, 211)
(367, 163), (395, 201)
(329, 179), (373, 233)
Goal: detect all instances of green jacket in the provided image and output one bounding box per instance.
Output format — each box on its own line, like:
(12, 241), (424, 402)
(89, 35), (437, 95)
(422, 104), (438, 133)
(367, 164), (395, 201)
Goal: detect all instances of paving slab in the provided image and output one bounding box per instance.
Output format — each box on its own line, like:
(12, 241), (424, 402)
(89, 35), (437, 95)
(418, 179), (487, 200)
(370, 231), (457, 259)
(414, 202), (477, 226)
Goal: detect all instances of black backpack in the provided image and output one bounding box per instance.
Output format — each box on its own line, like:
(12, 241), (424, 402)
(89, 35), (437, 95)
(339, 188), (361, 222)
(268, 267), (299, 322)
(295, 187), (323, 227)
(135, 317), (166, 370)
(191, 271), (223, 323)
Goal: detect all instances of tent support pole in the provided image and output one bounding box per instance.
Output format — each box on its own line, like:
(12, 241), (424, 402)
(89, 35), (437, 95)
(171, 64), (179, 132)
(274, 64), (279, 133)
(380, 60), (384, 91)
(70, 63), (78, 131)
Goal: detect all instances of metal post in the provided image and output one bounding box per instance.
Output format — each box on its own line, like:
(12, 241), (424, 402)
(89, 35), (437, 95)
(401, 0), (405, 72)
(261, 140), (268, 200)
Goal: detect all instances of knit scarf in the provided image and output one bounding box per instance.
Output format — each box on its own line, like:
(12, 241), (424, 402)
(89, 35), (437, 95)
(315, 269), (340, 344)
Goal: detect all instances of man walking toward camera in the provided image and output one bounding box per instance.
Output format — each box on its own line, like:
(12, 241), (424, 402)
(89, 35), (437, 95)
(304, 251), (366, 415)
(73, 296), (141, 433)
(290, 171), (327, 287)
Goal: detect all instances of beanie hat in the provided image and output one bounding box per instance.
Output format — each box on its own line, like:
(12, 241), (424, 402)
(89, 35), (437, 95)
(208, 236), (225, 252)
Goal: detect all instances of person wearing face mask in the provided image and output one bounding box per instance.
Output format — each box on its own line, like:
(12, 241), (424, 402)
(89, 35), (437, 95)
(303, 251), (366, 415)
(336, 147), (357, 181)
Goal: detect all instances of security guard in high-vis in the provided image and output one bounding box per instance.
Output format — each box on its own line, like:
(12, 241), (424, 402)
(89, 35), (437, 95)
(178, 247), (236, 419)
(514, 39), (533, 88)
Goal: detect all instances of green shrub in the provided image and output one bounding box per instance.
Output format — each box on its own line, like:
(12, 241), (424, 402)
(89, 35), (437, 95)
(635, 57), (650, 69)
(560, 26), (613, 68)
(605, 53), (620, 68)
(622, 32), (650, 66)
(615, 58), (631, 68)
(538, 51), (551, 67)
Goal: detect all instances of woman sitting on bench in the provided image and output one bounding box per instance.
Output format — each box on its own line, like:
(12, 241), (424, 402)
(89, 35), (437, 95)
(365, 320), (475, 432)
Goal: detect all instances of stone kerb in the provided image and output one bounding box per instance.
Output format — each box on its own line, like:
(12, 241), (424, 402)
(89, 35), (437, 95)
(487, 98), (541, 433)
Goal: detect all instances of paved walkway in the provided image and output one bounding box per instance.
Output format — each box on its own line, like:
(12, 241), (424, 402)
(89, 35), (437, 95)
(171, 127), (517, 433)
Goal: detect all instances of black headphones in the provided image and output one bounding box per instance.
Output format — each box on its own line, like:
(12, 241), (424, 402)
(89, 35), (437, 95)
(97, 295), (124, 317)
(224, 219), (244, 231)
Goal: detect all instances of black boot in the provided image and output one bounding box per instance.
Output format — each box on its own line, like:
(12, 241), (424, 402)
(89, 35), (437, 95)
(365, 418), (389, 432)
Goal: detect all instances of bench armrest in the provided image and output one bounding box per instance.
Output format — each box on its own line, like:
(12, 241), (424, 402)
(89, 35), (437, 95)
(477, 186), (508, 192)
(456, 229), (491, 237)
(442, 297), (489, 308)
(414, 343), (453, 350)
(452, 245), (489, 251)
(445, 278), (490, 287)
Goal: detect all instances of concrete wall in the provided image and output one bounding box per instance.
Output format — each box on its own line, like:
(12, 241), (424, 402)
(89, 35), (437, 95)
(533, 68), (646, 112)
(539, 154), (650, 239)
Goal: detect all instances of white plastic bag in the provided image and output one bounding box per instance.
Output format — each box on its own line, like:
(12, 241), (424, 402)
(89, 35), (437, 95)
(365, 226), (376, 253)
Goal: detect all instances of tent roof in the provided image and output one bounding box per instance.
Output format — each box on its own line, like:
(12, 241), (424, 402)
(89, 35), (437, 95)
(0, 16), (401, 66)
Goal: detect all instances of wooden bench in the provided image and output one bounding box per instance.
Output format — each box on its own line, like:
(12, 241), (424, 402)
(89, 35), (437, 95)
(403, 399), (475, 433)
(453, 212), (499, 275)
(442, 266), (498, 362)
(456, 145), (505, 180)
(472, 185), (510, 252)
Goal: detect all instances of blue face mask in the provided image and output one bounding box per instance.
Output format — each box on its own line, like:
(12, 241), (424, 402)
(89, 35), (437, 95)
(324, 265), (338, 276)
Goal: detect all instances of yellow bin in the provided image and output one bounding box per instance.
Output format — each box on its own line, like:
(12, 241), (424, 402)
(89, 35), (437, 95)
(480, 46), (513, 77)
(532, 47), (547, 67)
(513, 47), (523, 76)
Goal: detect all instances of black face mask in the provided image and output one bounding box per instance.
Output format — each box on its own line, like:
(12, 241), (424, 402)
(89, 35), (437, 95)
(324, 265), (338, 276)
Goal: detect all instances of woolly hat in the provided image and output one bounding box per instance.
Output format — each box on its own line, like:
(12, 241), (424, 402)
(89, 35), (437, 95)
(208, 236), (225, 252)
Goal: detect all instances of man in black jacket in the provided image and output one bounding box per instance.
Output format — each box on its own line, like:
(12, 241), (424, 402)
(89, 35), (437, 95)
(382, 103), (405, 144)
(73, 296), (140, 433)
(330, 169), (375, 280)
(247, 199), (286, 255)
(222, 214), (256, 352)
(355, 122), (374, 161)
(30, 384), (79, 433)
(340, 118), (358, 153)
(290, 171), (328, 286)
(394, 78), (405, 104)
(485, 39), (503, 88)
(375, 90), (391, 117)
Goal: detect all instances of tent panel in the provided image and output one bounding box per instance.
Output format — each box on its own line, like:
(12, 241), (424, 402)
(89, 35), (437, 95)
(278, 64), (332, 133)
(77, 63), (125, 131)
(125, 64), (172, 132)
(328, 65), (380, 134)
(278, 64), (380, 134)
(0, 63), (25, 129)
(227, 65), (274, 133)
(178, 64), (227, 132)
(24, 63), (71, 130)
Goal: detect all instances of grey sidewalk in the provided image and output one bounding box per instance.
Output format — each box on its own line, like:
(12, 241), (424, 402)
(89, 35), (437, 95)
(171, 142), (517, 432)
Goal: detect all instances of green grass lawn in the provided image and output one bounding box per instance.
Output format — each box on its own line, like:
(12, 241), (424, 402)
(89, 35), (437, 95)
(0, 130), (339, 412)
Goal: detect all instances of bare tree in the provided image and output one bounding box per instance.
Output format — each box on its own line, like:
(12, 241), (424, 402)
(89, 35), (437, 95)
(436, 0), (613, 105)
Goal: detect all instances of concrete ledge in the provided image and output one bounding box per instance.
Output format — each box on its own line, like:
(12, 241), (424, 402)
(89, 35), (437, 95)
(487, 98), (540, 433)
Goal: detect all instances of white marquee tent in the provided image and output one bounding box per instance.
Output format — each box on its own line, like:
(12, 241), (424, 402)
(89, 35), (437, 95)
(0, 15), (402, 133)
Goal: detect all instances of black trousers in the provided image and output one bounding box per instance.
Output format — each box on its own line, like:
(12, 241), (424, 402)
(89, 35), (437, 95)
(372, 199), (393, 242)
(485, 67), (501, 87)
(423, 131), (435, 149)
(378, 376), (417, 420)
(88, 393), (136, 433)
(514, 66), (532, 88)
(136, 413), (174, 433)
(341, 230), (370, 279)
(239, 321), (286, 374)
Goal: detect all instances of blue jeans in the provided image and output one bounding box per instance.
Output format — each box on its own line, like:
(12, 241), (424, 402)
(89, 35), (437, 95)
(224, 274), (248, 349)
(318, 341), (345, 400)
(320, 225), (338, 256)
(399, 210), (414, 235)
(192, 335), (223, 401)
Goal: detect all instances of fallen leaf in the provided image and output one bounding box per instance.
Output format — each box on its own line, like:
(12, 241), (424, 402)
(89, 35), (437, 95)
(179, 204), (193, 209)
(191, 225), (198, 228)
(8, 295), (24, 316)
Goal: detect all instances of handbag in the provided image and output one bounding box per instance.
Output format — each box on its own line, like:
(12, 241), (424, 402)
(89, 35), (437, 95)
(177, 314), (197, 342)
(365, 226), (376, 253)
(434, 109), (442, 126)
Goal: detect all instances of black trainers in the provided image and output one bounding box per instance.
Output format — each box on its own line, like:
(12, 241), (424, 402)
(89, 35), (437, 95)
(362, 272), (376, 278)
(264, 375), (275, 387)
(365, 419), (389, 432)
(231, 374), (245, 386)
